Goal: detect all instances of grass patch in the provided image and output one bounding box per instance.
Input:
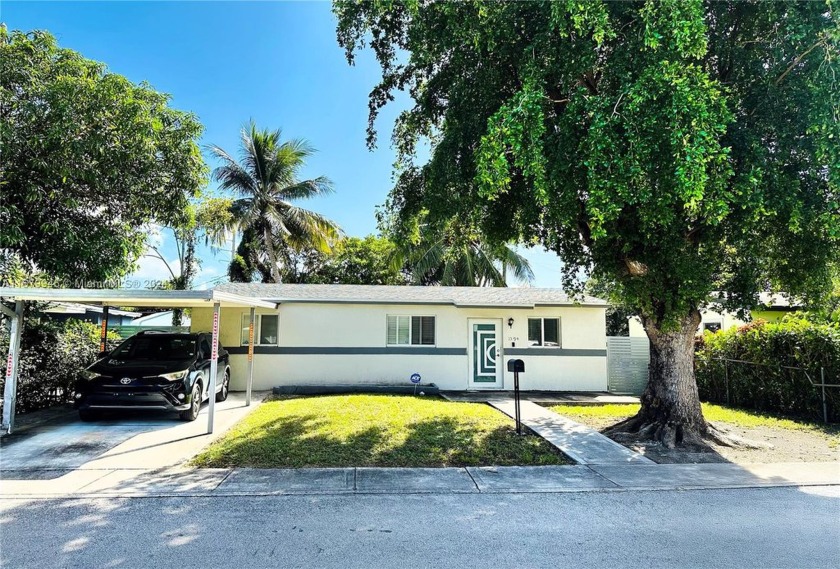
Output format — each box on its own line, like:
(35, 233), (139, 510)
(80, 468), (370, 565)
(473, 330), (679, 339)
(548, 403), (839, 445)
(193, 394), (570, 468)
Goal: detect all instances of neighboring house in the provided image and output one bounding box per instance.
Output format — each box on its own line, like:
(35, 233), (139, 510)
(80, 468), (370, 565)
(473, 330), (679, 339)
(190, 284), (608, 392)
(42, 303), (140, 326)
(131, 310), (191, 327)
(628, 292), (800, 337)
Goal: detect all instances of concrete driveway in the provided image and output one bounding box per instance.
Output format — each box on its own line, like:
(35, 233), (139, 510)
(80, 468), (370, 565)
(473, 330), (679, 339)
(0, 392), (264, 492)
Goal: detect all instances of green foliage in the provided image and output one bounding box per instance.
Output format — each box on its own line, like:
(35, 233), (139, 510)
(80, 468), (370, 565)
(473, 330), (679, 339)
(209, 122), (342, 283)
(0, 28), (207, 281)
(287, 235), (409, 285)
(0, 253), (28, 287)
(0, 316), (120, 413)
(695, 317), (840, 422)
(196, 195), (236, 246)
(228, 253), (254, 284)
(335, 0), (840, 330)
(378, 206), (534, 287)
(390, 215), (534, 287)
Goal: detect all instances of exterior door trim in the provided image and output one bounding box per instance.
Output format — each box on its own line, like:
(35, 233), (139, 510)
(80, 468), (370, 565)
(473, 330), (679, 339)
(467, 318), (503, 390)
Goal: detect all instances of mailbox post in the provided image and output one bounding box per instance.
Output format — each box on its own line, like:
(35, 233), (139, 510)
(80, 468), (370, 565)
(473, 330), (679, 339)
(507, 359), (525, 435)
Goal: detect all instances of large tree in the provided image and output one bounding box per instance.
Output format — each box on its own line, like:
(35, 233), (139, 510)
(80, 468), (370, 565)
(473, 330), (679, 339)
(208, 122), (342, 283)
(335, 1), (840, 447)
(0, 28), (206, 283)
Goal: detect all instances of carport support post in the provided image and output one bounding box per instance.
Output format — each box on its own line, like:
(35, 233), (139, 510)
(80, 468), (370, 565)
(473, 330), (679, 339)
(2, 301), (24, 434)
(99, 306), (109, 353)
(207, 301), (220, 434)
(246, 307), (255, 406)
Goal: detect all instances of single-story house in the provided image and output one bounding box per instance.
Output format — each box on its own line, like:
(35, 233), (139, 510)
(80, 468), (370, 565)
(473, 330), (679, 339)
(42, 303), (140, 326)
(628, 292), (800, 337)
(190, 284), (609, 392)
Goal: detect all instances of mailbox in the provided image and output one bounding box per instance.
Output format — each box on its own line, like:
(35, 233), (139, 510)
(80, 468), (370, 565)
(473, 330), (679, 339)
(507, 358), (525, 435)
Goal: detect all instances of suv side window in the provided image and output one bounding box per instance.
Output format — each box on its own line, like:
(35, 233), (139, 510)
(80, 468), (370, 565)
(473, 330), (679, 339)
(200, 338), (212, 361)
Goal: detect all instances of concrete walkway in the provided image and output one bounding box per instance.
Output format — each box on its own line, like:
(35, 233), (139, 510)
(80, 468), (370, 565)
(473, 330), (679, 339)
(488, 399), (654, 465)
(1, 462), (837, 499)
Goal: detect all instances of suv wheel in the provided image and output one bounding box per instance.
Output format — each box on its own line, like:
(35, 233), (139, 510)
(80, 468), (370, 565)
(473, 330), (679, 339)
(180, 382), (201, 421)
(215, 370), (230, 402)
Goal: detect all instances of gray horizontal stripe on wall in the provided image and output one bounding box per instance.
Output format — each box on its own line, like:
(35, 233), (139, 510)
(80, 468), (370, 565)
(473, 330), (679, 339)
(226, 346), (467, 356)
(504, 348), (607, 357)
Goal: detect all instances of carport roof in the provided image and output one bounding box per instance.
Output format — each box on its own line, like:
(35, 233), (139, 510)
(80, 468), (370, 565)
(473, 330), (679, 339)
(0, 288), (278, 309)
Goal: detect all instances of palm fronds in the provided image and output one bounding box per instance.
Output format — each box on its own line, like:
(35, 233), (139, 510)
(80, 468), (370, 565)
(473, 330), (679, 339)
(207, 122), (342, 282)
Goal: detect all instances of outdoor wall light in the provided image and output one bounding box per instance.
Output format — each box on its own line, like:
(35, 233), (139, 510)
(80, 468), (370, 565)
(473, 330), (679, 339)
(508, 317), (514, 329)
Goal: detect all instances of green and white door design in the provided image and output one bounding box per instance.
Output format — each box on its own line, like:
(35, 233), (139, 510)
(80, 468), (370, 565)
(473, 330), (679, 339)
(468, 319), (502, 387)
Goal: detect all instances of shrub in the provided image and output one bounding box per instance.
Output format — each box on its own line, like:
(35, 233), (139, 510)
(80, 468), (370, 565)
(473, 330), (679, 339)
(695, 315), (840, 422)
(0, 315), (120, 414)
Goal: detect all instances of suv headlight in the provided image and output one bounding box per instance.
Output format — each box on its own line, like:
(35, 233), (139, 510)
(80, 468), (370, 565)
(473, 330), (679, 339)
(160, 370), (189, 381)
(82, 370), (100, 381)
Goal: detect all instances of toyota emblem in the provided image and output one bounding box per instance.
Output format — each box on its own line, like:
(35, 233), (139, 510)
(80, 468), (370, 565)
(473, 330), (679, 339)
(120, 377), (132, 385)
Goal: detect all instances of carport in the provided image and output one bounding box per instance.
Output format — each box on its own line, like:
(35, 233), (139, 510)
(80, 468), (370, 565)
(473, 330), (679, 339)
(0, 288), (277, 435)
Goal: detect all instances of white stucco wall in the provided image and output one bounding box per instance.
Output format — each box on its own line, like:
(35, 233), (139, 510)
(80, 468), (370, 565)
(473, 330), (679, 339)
(191, 301), (608, 392)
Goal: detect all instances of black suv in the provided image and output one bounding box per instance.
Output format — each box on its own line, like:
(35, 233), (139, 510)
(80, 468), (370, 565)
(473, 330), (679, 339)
(75, 331), (231, 422)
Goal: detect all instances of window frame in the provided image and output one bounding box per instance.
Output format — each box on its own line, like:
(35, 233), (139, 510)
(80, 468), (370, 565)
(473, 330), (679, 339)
(527, 317), (562, 348)
(386, 314), (436, 347)
(240, 313), (280, 347)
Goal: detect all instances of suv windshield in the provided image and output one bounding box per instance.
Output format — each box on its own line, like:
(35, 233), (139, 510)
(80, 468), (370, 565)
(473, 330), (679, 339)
(110, 335), (197, 361)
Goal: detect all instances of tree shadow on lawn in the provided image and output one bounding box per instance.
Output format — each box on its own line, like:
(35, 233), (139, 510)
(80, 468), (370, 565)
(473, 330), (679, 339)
(194, 413), (569, 468)
(373, 417), (569, 467)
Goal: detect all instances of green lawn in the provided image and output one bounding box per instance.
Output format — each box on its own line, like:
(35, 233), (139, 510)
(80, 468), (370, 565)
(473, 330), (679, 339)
(193, 394), (570, 468)
(548, 403), (839, 444)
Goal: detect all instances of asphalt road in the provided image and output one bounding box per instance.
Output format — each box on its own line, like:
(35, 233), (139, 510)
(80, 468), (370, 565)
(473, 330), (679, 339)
(1, 486), (838, 569)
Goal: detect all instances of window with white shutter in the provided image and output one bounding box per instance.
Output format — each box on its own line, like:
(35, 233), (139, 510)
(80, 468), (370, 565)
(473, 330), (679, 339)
(387, 315), (435, 346)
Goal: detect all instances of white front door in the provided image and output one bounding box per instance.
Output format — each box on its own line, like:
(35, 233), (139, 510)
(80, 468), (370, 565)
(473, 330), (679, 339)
(468, 319), (502, 389)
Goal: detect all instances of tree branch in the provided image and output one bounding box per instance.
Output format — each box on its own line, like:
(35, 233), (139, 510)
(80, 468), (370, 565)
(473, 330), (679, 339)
(580, 72), (599, 95)
(574, 199), (595, 252)
(146, 247), (177, 281)
(775, 40), (823, 86)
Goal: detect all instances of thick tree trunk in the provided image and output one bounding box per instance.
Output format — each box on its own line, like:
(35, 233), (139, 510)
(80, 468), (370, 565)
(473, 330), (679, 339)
(606, 309), (709, 448)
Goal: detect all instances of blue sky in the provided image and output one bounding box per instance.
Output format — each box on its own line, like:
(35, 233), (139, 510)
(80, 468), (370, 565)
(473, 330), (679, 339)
(4, 1), (563, 288)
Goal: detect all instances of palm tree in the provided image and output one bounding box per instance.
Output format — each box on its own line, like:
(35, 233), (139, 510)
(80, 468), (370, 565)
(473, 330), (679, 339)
(396, 218), (534, 286)
(208, 122), (341, 283)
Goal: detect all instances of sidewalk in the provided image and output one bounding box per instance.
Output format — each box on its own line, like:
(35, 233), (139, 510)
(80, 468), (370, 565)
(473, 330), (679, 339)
(488, 399), (653, 465)
(1, 462), (837, 499)
(2, 393), (837, 500)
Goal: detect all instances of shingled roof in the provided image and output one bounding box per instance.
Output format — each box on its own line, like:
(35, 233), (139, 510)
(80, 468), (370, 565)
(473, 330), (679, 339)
(213, 283), (606, 308)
